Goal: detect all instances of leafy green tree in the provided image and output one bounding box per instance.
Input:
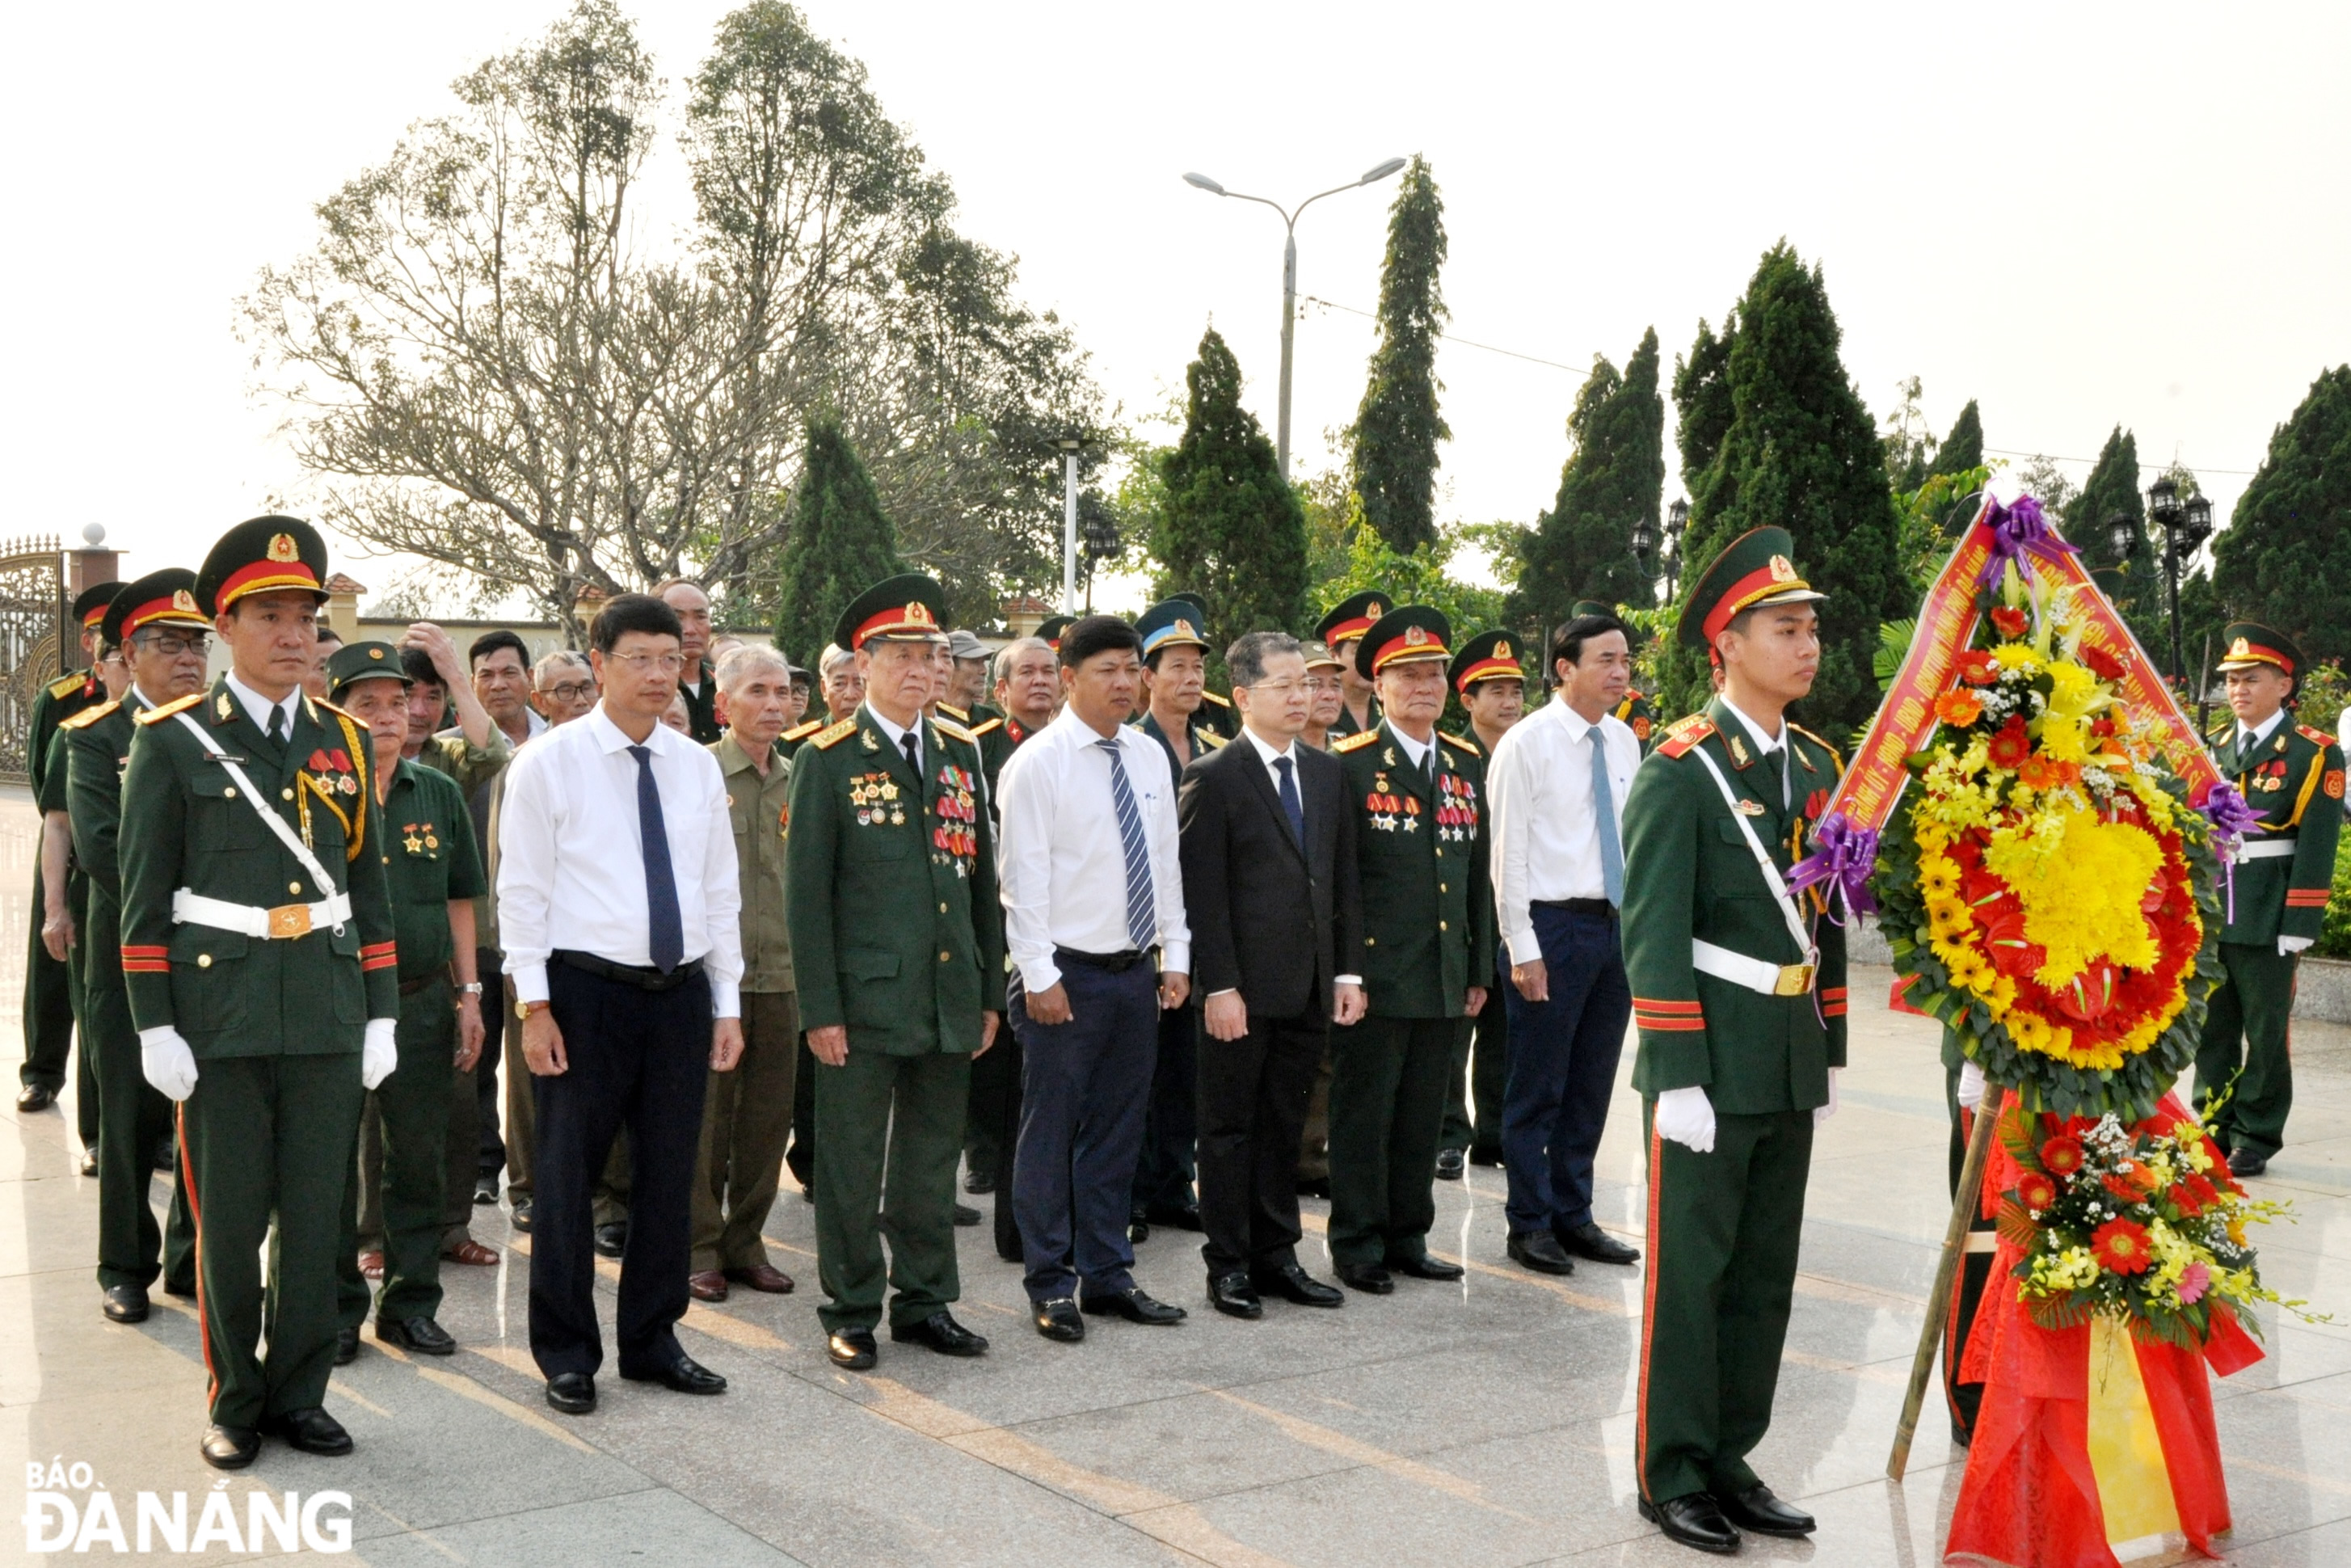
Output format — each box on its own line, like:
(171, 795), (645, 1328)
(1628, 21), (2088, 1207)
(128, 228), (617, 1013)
(1933, 399), (1984, 476)
(2212, 365), (2351, 667)
(1510, 328), (1664, 634)
(1347, 157), (1449, 554)
(1157, 328), (1309, 649)
(773, 414), (905, 663)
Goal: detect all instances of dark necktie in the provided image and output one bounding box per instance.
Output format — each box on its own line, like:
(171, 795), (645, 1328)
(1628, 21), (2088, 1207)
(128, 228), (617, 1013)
(267, 702), (288, 747)
(1097, 738), (1157, 950)
(902, 730), (921, 781)
(627, 744), (685, 972)
(1274, 752), (1306, 849)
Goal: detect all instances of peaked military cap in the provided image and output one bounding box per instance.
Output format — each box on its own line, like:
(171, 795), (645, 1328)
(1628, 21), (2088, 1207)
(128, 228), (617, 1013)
(1135, 599), (1211, 659)
(834, 572), (948, 651)
(1317, 590), (1392, 649)
(1356, 605), (1451, 680)
(2216, 622), (2301, 677)
(1675, 525), (1826, 651)
(1036, 614), (1075, 651)
(1449, 630), (1526, 693)
(326, 639), (410, 701)
(196, 515), (331, 616)
(100, 568), (209, 647)
(946, 629), (989, 662)
(1167, 591), (1211, 620)
(73, 582), (121, 631)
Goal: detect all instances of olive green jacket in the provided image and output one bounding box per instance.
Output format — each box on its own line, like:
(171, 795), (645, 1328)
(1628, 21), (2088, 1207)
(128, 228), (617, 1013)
(1333, 721), (1497, 1019)
(381, 757), (486, 981)
(2210, 717), (2343, 946)
(714, 734), (796, 994)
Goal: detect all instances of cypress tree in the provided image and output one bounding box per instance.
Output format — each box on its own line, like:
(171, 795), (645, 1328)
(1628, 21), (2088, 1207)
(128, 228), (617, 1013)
(2070, 427), (2155, 643)
(1932, 399), (1984, 476)
(773, 413), (906, 665)
(1671, 315), (1736, 481)
(2211, 365), (2351, 665)
(1157, 327), (1308, 647)
(1347, 156), (1449, 554)
(1510, 327), (1664, 630)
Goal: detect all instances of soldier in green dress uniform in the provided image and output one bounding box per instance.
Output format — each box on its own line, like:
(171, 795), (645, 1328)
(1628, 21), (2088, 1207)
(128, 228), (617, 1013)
(64, 571), (207, 1321)
(118, 516), (402, 1469)
(2196, 623), (2345, 1177)
(1325, 606), (1493, 1293)
(1574, 601), (1663, 752)
(1620, 525), (1845, 1553)
(1439, 630), (1527, 1176)
(325, 640), (487, 1363)
(785, 574), (1005, 1371)
(1315, 591), (1390, 740)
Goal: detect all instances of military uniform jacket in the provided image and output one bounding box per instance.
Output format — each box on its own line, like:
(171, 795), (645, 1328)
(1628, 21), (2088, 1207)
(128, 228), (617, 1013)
(783, 706), (1005, 1054)
(62, 693), (154, 909)
(971, 711), (1038, 802)
(1621, 699), (1849, 1115)
(1137, 708), (1225, 792)
(27, 668), (103, 798)
(1333, 722), (1496, 1018)
(1329, 697), (1381, 742)
(381, 757), (487, 982)
(1614, 689), (1662, 753)
(714, 734), (796, 994)
(118, 678), (401, 1056)
(680, 668), (723, 744)
(2211, 717), (2344, 946)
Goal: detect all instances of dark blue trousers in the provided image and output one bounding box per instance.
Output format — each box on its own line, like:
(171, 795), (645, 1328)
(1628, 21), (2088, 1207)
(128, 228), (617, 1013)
(1499, 904), (1631, 1234)
(1011, 959), (1161, 1302)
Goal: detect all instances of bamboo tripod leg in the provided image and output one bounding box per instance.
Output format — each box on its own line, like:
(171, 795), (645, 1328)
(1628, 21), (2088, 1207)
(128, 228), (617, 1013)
(1888, 1085), (2004, 1481)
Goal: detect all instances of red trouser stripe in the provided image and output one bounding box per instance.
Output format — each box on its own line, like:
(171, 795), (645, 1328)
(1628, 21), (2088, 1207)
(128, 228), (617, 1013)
(1636, 1122), (1666, 1503)
(175, 1102), (217, 1406)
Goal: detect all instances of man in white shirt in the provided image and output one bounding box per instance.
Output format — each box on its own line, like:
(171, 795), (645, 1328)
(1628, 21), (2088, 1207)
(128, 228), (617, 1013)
(1488, 611), (1644, 1276)
(499, 592), (745, 1418)
(997, 616), (1194, 1341)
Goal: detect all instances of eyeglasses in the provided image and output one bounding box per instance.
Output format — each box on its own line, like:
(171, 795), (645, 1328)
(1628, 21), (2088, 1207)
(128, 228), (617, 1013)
(606, 652), (685, 675)
(540, 681), (596, 702)
(133, 633), (209, 658)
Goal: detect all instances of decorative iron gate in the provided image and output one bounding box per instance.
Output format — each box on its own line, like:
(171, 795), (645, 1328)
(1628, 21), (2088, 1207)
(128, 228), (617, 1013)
(0, 538), (65, 785)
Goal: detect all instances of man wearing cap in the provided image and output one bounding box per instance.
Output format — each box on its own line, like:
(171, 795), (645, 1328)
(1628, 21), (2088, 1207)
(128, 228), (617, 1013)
(1326, 606), (1492, 1294)
(324, 641), (487, 1363)
(2196, 624), (2344, 1177)
(1620, 525), (1845, 1553)
(117, 516), (403, 1468)
(1437, 631), (1529, 1182)
(1165, 592), (1238, 739)
(785, 574), (1004, 1371)
(1315, 591), (1390, 740)
(938, 628), (995, 723)
(64, 571), (208, 1322)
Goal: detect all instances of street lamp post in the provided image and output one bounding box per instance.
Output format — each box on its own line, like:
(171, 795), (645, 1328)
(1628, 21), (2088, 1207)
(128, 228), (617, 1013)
(1630, 498), (1692, 604)
(2106, 477), (2214, 687)
(1182, 157), (1409, 481)
(1057, 438), (1082, 615)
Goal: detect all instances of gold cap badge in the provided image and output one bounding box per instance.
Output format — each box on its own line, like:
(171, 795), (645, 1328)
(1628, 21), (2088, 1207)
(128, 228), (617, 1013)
(1768, 554), (1797, 583)
(1175, 618), (1196, 639)
(268, 533), (301, 563)
(1405, 626), (1428, 647)
(171, 588), (198, 613)
(1494, 639), (1511, 659)
(905, 601), (934, 626)
(2229, 637), (2251, 659)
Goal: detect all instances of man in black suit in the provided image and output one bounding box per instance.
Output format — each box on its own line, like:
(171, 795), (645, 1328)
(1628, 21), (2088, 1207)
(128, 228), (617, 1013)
(1178, 631), (1363, 1319)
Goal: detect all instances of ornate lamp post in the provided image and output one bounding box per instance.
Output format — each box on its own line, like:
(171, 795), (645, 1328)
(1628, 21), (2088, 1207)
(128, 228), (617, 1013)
(2107, 477), (2214, 685)
(1631, 498), (1691, 603)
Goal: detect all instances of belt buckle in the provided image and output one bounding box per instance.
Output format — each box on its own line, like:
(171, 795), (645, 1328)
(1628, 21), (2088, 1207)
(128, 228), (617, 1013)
(1775, 962), (1815, 997)
(268, 902), (312, 939)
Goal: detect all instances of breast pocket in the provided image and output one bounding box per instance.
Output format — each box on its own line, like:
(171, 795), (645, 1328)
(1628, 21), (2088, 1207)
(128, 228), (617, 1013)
(1709, 818), (1773, 902)
(843, 816), (914, 861)
(187, 763), (272, 850)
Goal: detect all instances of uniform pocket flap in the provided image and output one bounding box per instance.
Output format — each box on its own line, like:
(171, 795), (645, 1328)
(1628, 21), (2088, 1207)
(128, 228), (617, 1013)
(842, 946), (900, 980)
(1717, 819), (1753, 844)
(170, 926), (246, 965)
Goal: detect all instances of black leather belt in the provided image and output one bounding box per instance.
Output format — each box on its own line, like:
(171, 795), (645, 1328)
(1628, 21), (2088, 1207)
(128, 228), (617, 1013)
(1535, 898), (1618, 921)
(554, 950), (704, 992)
(1054, 946), (1152, 974)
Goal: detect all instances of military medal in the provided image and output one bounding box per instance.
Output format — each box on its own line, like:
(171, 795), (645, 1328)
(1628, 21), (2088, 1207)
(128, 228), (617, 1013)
(1734, 798), (1767, 816)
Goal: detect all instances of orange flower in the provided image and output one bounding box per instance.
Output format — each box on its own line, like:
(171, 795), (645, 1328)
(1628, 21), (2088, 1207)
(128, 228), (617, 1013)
(2091, 1217), (2155, 1275)
(1957, 649), (2001, 685)
(1936, 689), (1984, 727)
(2041, 1134), (2086, 1176)
(2019, 756), (2080, 790)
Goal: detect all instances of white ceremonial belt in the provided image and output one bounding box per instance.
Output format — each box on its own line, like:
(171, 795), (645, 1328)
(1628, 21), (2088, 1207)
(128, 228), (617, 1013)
(171, 888), (352, 940)
(2236, 837), (2297, 861)
(1692, 938), (1816, 997)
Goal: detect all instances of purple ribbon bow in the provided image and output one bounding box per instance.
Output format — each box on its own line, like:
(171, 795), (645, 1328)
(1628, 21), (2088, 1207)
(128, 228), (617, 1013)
(1789, 809), (1880, 924)
(2198, 781), (2260, 924)
(1976, 495), (2080, 590)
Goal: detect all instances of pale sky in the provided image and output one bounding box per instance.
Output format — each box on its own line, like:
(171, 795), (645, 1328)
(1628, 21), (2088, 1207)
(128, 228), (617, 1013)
(6, 2), (2346, 615)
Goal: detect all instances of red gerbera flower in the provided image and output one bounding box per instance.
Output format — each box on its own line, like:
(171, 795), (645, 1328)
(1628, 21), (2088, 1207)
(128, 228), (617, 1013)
(2091, 1217), (2155, 1275)
(1987, 716), (2031, 771)
(2079, 643), (2126, 683)
(2041, 1134), (2086, 1177)
(2016, 1171), (2058, 1212)
(1957, 649), (2000, 685)
(1990, 605), (2029, 639)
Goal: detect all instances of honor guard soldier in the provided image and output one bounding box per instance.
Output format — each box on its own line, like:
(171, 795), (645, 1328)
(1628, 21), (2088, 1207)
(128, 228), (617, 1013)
(785, 574), (1005, 1371)
(1326, 606), (1493, 1294)
(1620, 525), (1845, 1553)
(1575, 601), (1662, 752)
(118, 517), (402, 1470)
(325, 641), (487, 1364)
(2196, 624), (2344, 1177)
(65, 571), (207, 1322)
(19, 582), (120, 1120)
(1315, 591), (1391, 740)
(1439, 630), (1528, 1178)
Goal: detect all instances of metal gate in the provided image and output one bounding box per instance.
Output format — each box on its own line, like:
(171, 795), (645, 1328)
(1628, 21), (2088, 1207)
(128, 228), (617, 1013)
(0, 538), (65, 785)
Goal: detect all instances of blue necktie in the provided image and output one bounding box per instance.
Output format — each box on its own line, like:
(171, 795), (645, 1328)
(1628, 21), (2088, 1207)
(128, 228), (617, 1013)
(628, 744), (685, 972)
(1274, 753), (1306, 849)
(1591, 729), (1625, 907)
(1098, 738), (1156, 950)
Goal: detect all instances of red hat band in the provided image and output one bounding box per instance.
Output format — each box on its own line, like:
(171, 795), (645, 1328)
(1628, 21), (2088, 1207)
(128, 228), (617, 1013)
(853, 600), (939, 649)
(1368, 624), (1450, 674)
(1700, 561), (1810, 645)
(1455, 655), (1520, 691)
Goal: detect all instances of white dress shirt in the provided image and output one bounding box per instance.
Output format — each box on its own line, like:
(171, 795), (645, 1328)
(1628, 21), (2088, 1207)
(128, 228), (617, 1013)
(498, 703), (744, 1016)
(995, 707), (1190, 993)
(223, 671), (302, 736)
(866, 702), (921, 778)
(1721, 696), (1793, 808)
(2233, 706), (2286, 761)
(1487, 698), (1641, 967)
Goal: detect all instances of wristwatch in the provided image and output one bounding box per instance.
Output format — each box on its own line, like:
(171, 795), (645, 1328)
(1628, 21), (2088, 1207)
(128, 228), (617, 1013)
(514, 998), (550, 1022)
(457, 982), (485, 996)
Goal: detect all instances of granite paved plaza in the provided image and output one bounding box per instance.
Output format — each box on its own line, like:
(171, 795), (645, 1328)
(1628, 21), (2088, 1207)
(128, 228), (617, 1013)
(4, 786), (2348, 1566)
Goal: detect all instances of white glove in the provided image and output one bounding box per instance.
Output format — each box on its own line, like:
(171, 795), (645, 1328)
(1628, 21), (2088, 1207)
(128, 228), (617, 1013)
(1957, 1060), (1985, 1110)
(1814, 1066), (1841, 1127)
(139, 1026), (199, 1102)
(1654, 1085), (1717, 1153)
(361, 1018), (398, 1090)
(2280, 935), (2313, 956)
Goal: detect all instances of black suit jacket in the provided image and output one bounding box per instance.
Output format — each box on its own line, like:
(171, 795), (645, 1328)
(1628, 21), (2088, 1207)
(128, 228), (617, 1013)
(1178, 735), (1361, 1022)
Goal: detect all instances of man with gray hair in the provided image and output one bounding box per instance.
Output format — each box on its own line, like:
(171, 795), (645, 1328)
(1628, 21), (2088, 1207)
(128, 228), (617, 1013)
(532, 651), (596, 727)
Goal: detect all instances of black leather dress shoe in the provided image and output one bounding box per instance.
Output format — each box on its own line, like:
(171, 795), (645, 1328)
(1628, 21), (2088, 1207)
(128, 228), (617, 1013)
(546, 1372), (596, 1414)
(334, 1326), (360, 1365)
(1710, 1482), (1814, 1536)
(1253, 1261), (1345, 1306)
(1638, 1492), (1740, 1555)
(963, 1168), (996, 1195)
(262, 1406), (352, 1456)
(102, 1284), (150, 1324)
(1468, 1143), (1504, 1167)
(1034, 1297), (1085, 1342)
(1083, 1286), (1186, 1325)
(377, 1315), (457, 1355)
(1128, 1204), (1150, 1245)
(1387, 1252), (1464, 1281)
(474, 1174), (499, 1205)
(15, 1084), (54, 1113)
(1207, 1272), (1263, 1319)
(79, 1145), (99, 1177)
(952, 1201), (981, 1227)
(200, 1423), (261, 1469)
(1335, 1261), (1393, 1293)
(624, 1354), (727, 1394)
(2227, 1146), (2269, 1178)
(510, 1197), (533, 1233)
(828, 1328), (878, 1369)
(1508, 1229), (1578, 1275)
(892, 1311), (988, 1356)
(592, 1221), (628, 1257)
(1144, 1202), (1205, 1232)
(1559, 1220), (1641, 1265)
(1435, 1147), (1465, 1181)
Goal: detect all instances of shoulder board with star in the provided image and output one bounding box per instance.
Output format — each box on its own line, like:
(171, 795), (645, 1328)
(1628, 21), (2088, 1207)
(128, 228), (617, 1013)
(779, 717), (826, 743)
(1439, 731), (1480, 757)
(1787, 722), (1844, 773)
(59, 699), (119, 731)
(2297, 723), (2336, 748)
(1198, 729), (1227, 749)
(967, 716), (1004, 739)
(810, 717), (860, 750)
(1332, 730), (1381, 754)
(935, 701), (969, 722)
(47, 671), (88, 699)
(1199, 688), (1232, 710)
(134, 692), (207, 726)
(314, 698), (369, 731)
(1655, 714), (1717, 759)
(931, 714), (975, 744)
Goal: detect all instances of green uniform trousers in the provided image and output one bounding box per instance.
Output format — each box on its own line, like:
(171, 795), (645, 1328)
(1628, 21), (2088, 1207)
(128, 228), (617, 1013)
(181, 1052), (365, 1428)
(84, 899), (193, 1292)
(692, 991), (798, 1274)
(813, 1046), (967, 1333)
(1443, 978), (1508, 1154)
(1327, 1015), (1462, 1267)
(1296, 1035), (1334, 1184)
(2196, 941), (2298, 1160)
(1637, 1103), (1814, 1505)
(355, 1055), (478, 1253)
(18, 861), (75, 1098)
(65, 874), (100, 1147)
(338, 979), (453, 1330)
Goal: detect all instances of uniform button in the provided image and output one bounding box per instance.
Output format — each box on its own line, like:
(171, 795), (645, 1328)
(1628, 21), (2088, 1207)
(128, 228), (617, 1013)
(939, 950), (951, 962)
(938, 902), (948, 913)
(1439, 883), (1448, 893)
(223, 787), (236, 799)
(197, 955), (212, 969)
(282, 788), (295, 801)
(1439, 920), (1449, 931)
(1435, 848), (1443, 858)
(290, 883), (303, 895)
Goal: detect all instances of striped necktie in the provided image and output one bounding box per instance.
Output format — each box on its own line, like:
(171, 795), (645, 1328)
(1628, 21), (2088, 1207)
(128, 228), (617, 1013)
(1097, 737), (1156, 950)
